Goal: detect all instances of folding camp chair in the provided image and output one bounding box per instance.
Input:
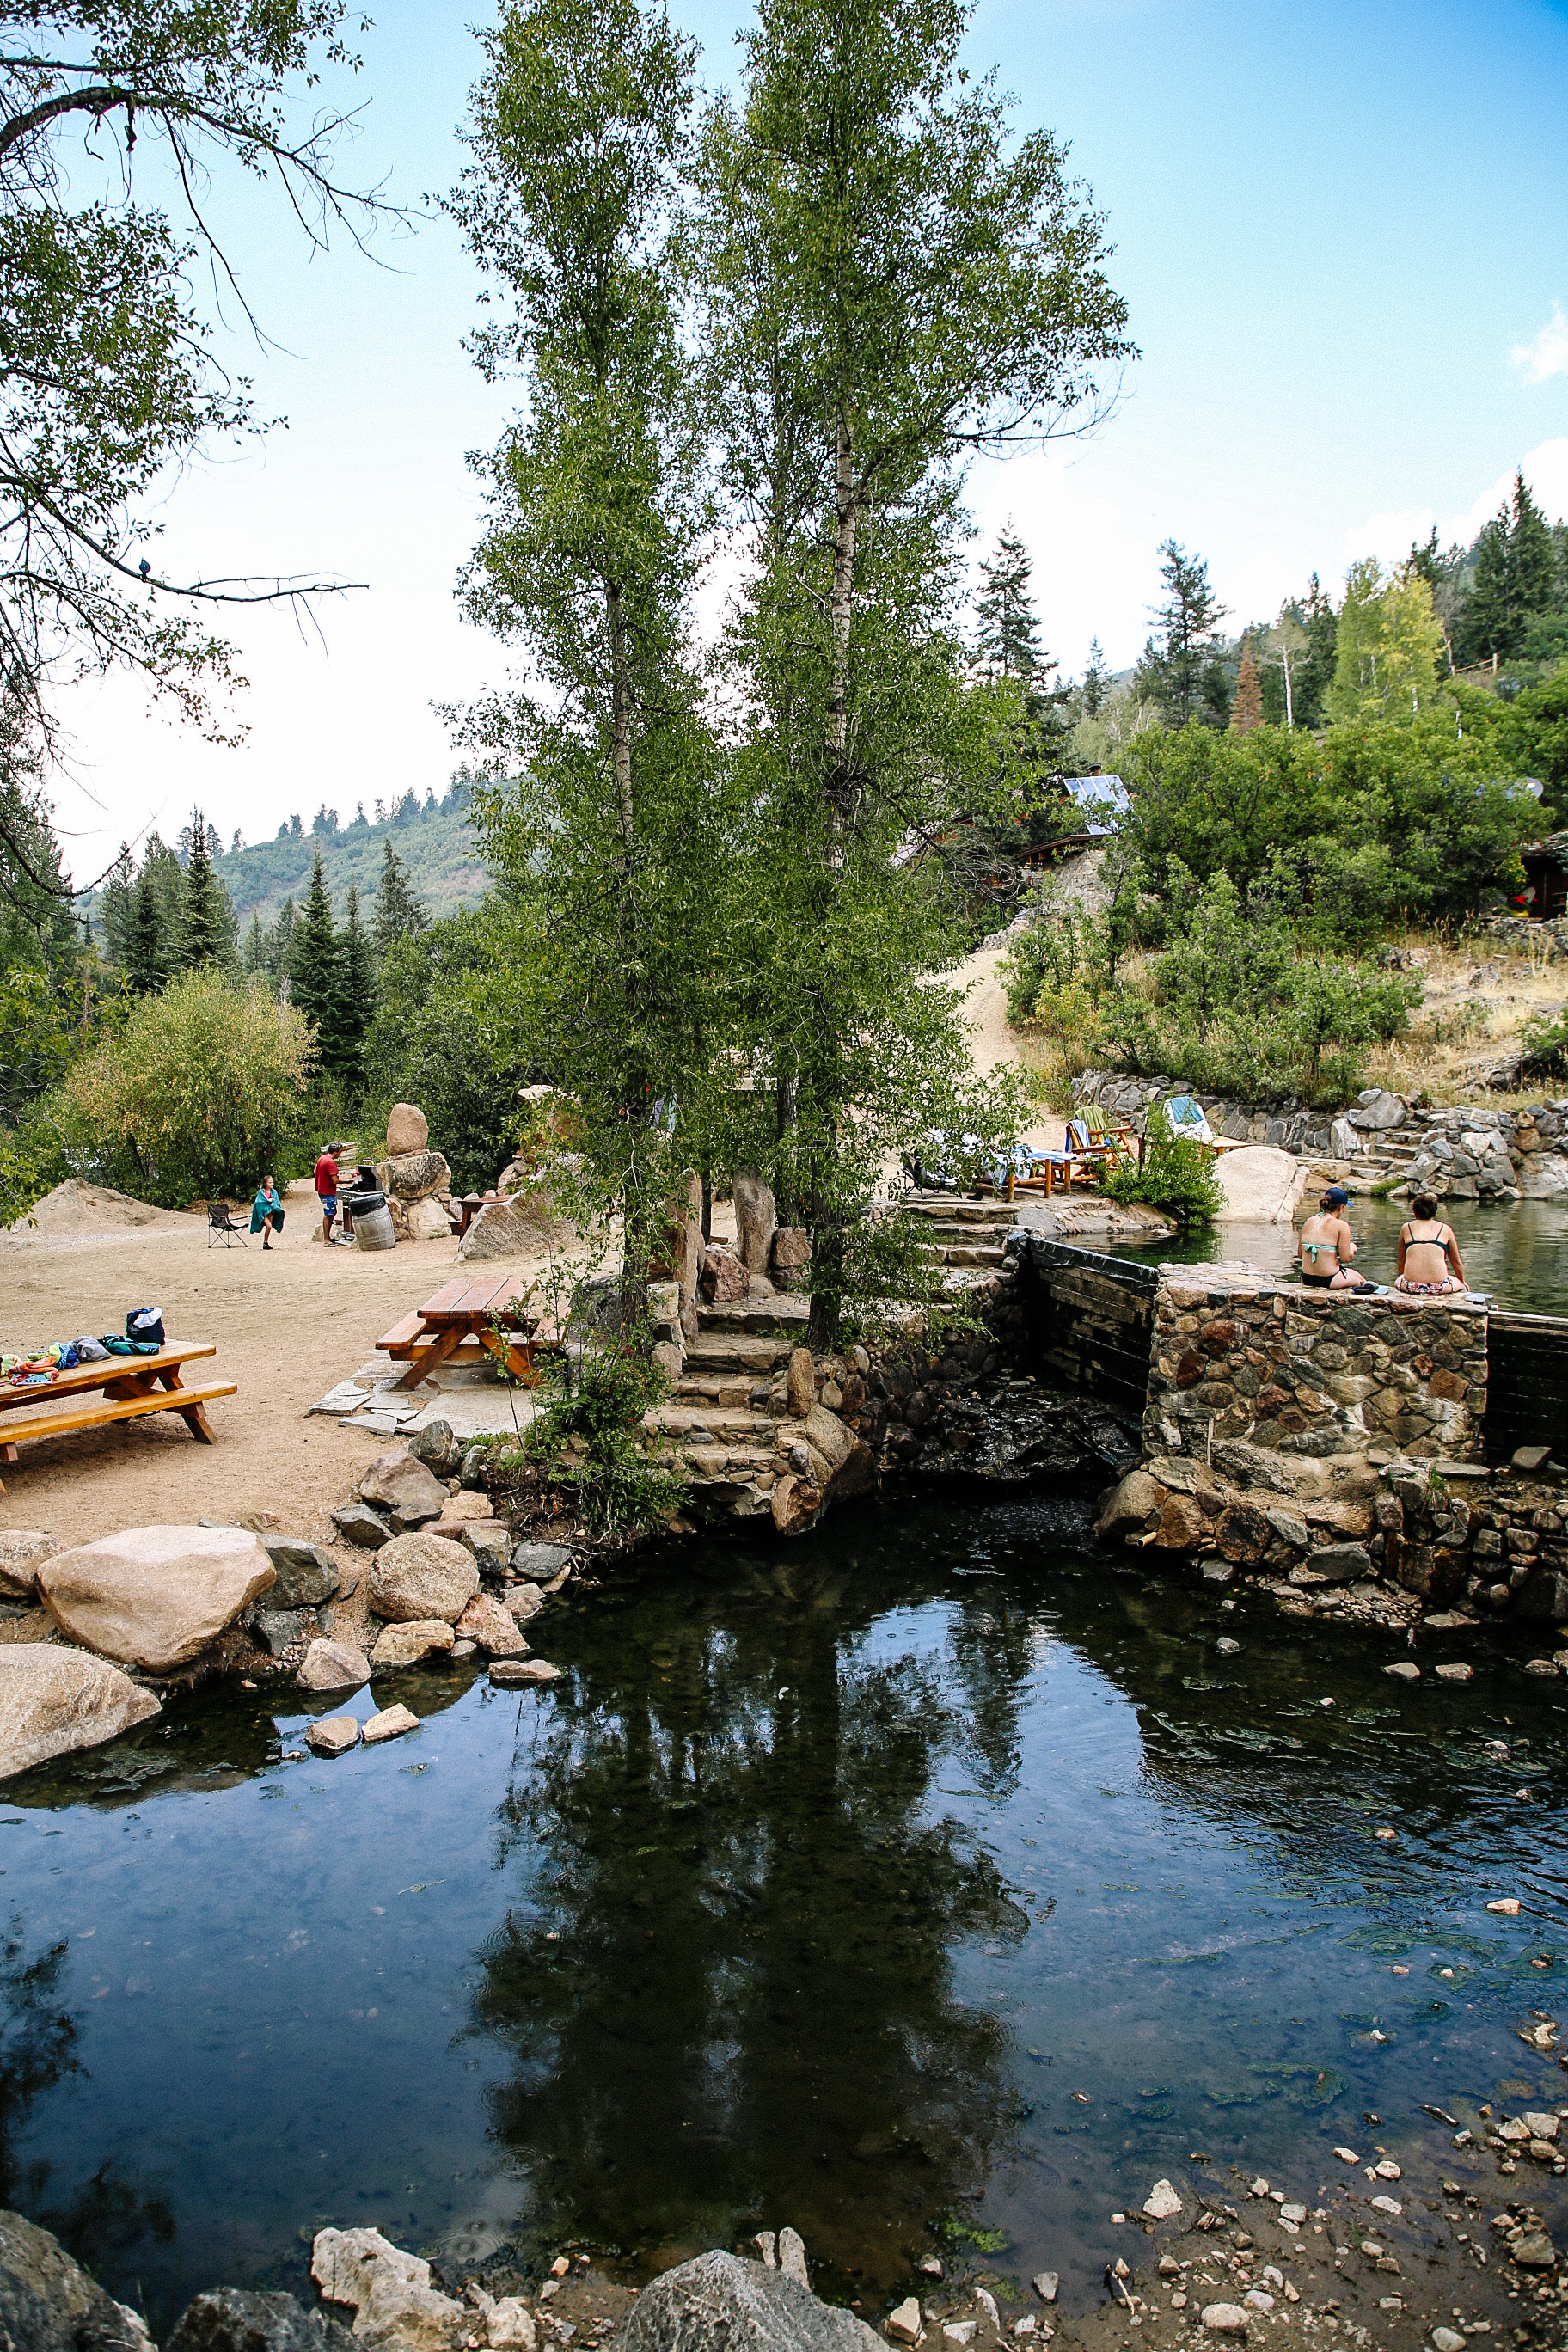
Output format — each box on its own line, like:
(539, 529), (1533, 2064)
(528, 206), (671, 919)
(1081, 1105), (1137, 1173)
(207, 1201), (249, 1249)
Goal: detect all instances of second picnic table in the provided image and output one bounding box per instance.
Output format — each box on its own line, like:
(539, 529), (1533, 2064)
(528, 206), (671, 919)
(381, 1277), (559, 1391)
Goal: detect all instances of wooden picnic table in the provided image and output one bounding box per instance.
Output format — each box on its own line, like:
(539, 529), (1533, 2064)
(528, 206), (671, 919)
(381, 1277), (560, 1392)
(0, 1343), (236, 1494)
(455, 1190), (501, 1238)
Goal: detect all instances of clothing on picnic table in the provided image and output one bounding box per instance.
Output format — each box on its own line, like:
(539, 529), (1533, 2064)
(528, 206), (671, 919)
(251, 1184), (285, 1234)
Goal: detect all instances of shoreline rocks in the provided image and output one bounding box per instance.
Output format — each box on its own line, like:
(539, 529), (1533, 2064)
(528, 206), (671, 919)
(37, 1524), (276, 1672)
(0, 1645), (161, 1780)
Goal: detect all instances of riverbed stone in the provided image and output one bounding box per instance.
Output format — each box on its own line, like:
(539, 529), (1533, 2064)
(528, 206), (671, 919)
(0, 1528), (56, 1596)
(168, 2287), (355, 2351)
(0, 1645), (161, 1780)
(615, 2249), (884, 2352)
(306, 1715), (361, 1758)
(1511, 2230), (1556, 2269)
(358, 1447), (446, 1528)
(1516, 1563), (1568, 1622)
(487, 2301), (537, 2349)
(259, 1534), (340, 1608)
(367, 1531), (479, 1625)
(361, 1703), (420, 1746)
(490, 1657), (561, 1687)
(297, 1638), (371, 1692)
(370, 1619), (455, 1670)
(456, 1592), (527, 1655)
(332, 1503), (393, 1550)
(0, 2205), (152, 2352)
(37, 1524), (275, 1671)
(311, 2227), (462, 2348)
(1198, 2306), (1248, 2335)
(1095, 1470), (1164, 1540)
(1143, 2178), (1183, 2221)
(1309, 1543), (1374, 1585)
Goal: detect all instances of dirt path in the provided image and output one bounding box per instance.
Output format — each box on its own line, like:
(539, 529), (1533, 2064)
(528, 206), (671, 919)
(0, 1183), (550, 1553)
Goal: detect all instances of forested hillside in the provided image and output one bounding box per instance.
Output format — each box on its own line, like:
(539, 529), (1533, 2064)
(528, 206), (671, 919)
(95, 777), (490, 932)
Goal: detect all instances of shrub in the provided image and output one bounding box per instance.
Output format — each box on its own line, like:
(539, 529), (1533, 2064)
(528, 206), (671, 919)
(55, 968), (317, 1202)
(1103, 1121), (1224, 1228)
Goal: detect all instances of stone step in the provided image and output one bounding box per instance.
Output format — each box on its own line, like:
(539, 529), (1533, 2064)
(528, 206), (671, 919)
(934, 1244), (1006, 1268)
(696, 1298), (810, 1338)
(903, 1197), (1018, 1227)
(683, 1335), (793, 1374)
(650, 1406), (780, 1439)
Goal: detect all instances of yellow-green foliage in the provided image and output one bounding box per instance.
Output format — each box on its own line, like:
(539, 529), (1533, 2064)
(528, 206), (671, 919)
(58, 967), (316, 1202)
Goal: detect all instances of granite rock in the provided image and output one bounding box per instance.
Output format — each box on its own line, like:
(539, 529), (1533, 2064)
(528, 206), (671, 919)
(38, 1524), (274, 1671)
(0, 1645), (161, 1780)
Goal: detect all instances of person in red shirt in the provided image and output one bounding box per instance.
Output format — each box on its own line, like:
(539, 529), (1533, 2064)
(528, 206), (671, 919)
(315, 1144), (343, 1246)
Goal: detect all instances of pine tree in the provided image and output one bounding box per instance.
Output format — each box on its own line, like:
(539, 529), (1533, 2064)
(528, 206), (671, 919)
(270, 897), (297, 986)
(372, 838), (427, 959)
(126, 868), (168, 993)
(100, 844), (137, 967)
(1135, 540), (1229, 726)
(242, 912), (269, 976)
(1230, 640), (1263, 734)
(178, 805), (230, 969)
(290, 851), (344, 1058)
(975, 524), (1044, 680)
(1081, 638), (1109, 717)
(337, 884), (373, 1093)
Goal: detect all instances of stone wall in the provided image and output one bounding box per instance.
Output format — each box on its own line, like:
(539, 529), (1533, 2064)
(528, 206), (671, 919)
(1144, 1275), (1489, 1465)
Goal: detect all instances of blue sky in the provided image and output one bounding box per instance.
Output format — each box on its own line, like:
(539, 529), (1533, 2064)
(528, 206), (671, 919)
(50, 0), (1568, 879)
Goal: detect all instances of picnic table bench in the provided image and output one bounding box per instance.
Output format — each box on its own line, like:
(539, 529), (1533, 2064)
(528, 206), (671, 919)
(379, 1277), (564, 1392)
(0, 1344), (236, 1494)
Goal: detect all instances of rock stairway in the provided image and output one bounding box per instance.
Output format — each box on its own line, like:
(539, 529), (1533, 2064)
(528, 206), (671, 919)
(901, 1194), (1017, 1270)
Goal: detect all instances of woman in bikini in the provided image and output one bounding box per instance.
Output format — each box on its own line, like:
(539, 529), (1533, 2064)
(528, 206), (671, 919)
(1394, 1192), (1467, 1295)
(1298, 1185), (1375, 1289)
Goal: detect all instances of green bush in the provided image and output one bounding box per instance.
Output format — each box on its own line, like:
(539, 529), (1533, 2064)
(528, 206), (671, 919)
(1103, 1120), (1224, 1228)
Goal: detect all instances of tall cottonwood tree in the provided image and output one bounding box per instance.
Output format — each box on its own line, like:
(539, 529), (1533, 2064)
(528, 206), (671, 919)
(696, 0), (1132, 1340)
(448, 0), (720, 1313)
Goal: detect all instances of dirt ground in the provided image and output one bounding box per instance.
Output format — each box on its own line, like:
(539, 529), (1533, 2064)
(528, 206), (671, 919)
(0, 1180), (551, 1554)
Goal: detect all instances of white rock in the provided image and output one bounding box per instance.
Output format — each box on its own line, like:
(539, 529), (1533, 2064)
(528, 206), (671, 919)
(1214, 1146), (1307, 1226)
(1385, 1661), (1420, 1681)
(1523, 2111), (1559, 2141)
(386, 1103), (430, 1156)
(306, 1715), (360, 1757)
(1032, 2277), (1057, 2306)
(1369, 2195), (1402, 2217)
(1375, 2159), (1401, 2179)
(1199, 2305), (1248, 2335)
(778, 2226), (809, 2288)
(1144, 2178), (1183, 2221)
(975, 2289), (998, 2326)
(1432, 2331), (1466, 2352)
(1279, 2203), (1306, 2228)
(0, 1528), (57, 1596)
(1243, 2292), (1275, 2313)
(488, 2300), (537, 2349)
(407, 1195), (453, 1241)
(313, 2226), (432, 2309)
(1486, 1896), (1522, 1914)
(37, 1524), (274, 1670)
(1333, 2148), (1359, 2164)
(887, 2300), (922, 2344)
(1014, 2321), (1036, 2339)
(0, 1644), (160, 1779)
(944, 2327), (977, 2347)
(1249, 2178), (1270, 2197)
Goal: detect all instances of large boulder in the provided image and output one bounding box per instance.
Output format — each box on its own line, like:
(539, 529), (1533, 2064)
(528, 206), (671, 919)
(1520, 1155), (1568, 1200)
(0, 2205), (152, 2352)
(1214, 1145), (1308, 1225)
(615, 2250), (883, 2352)
(407, 1195), (453, 1242)
(259, 1534), (340, 1609)
(459, 1197), (553, 1262)
(733, 1171), (777, 1273)
(368, 1531), (479, 1625)
(0, 1645), (161, 1780)
(0, 1528), (56, 1597)
(385, 1103), (429, 1157)
(168, 2287), (354, 2351)
(312, 2227), (465, 2352)
(1348, 1089), (1407, 1132)
(379, 1148), (451, 1204)
(37, 1525), (274, 1672)
(358, 1448), (446, 1528)
(1094, 1469), (1164, 1541)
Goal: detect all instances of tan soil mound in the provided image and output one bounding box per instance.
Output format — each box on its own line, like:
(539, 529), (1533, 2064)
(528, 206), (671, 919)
(6, 1180), (184, 1240)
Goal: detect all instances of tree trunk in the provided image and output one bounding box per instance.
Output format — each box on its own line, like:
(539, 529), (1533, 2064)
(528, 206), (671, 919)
(824, 405), (859, 854)
(606, 579), (635, 856)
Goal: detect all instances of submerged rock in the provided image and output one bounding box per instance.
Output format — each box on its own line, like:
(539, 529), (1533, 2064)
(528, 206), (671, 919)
(614, 2250), (883, 2352)
(0, 1645), (161, 1781)
(37, 1524), (275, 1671)
(490, 1657), (561, 1688)
(0, 2205), (152, 2351)
(168, 2286), (354, 2350)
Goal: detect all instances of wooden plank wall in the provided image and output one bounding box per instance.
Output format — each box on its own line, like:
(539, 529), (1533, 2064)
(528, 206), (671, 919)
(1021, 1240), (1158, 1414)
(1484, 1312), (1568, 1466)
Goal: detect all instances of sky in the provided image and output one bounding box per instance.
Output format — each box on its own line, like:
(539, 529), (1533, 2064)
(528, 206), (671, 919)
(41, 0), (1568, 885)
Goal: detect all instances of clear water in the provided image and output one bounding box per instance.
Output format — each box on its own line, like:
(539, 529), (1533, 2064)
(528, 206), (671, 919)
(4, 1496), (1566, 2333)
(1112, 1196), (1568, 1315)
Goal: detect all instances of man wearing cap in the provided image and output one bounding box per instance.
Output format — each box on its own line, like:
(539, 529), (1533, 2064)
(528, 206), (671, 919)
(1298, 1185), (1373, 1289)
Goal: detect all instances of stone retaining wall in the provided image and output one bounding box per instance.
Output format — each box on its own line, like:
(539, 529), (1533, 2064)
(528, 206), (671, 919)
(1144, 1274), (1489, 1465)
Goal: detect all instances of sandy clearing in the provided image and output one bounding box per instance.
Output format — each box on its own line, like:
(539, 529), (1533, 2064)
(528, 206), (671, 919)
(0, 1182), (552, 1554)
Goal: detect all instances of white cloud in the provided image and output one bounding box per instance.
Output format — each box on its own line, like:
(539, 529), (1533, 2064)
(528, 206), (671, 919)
(1342, 437), (1568, 573)
(1511, 303), (1568, 384)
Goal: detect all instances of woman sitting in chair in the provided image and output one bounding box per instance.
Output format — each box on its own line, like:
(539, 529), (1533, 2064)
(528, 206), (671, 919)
(250, 1174), (285, 1251)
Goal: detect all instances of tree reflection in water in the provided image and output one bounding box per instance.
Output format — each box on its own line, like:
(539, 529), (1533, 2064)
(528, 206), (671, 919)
(469, 1547), (1034, 2282)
